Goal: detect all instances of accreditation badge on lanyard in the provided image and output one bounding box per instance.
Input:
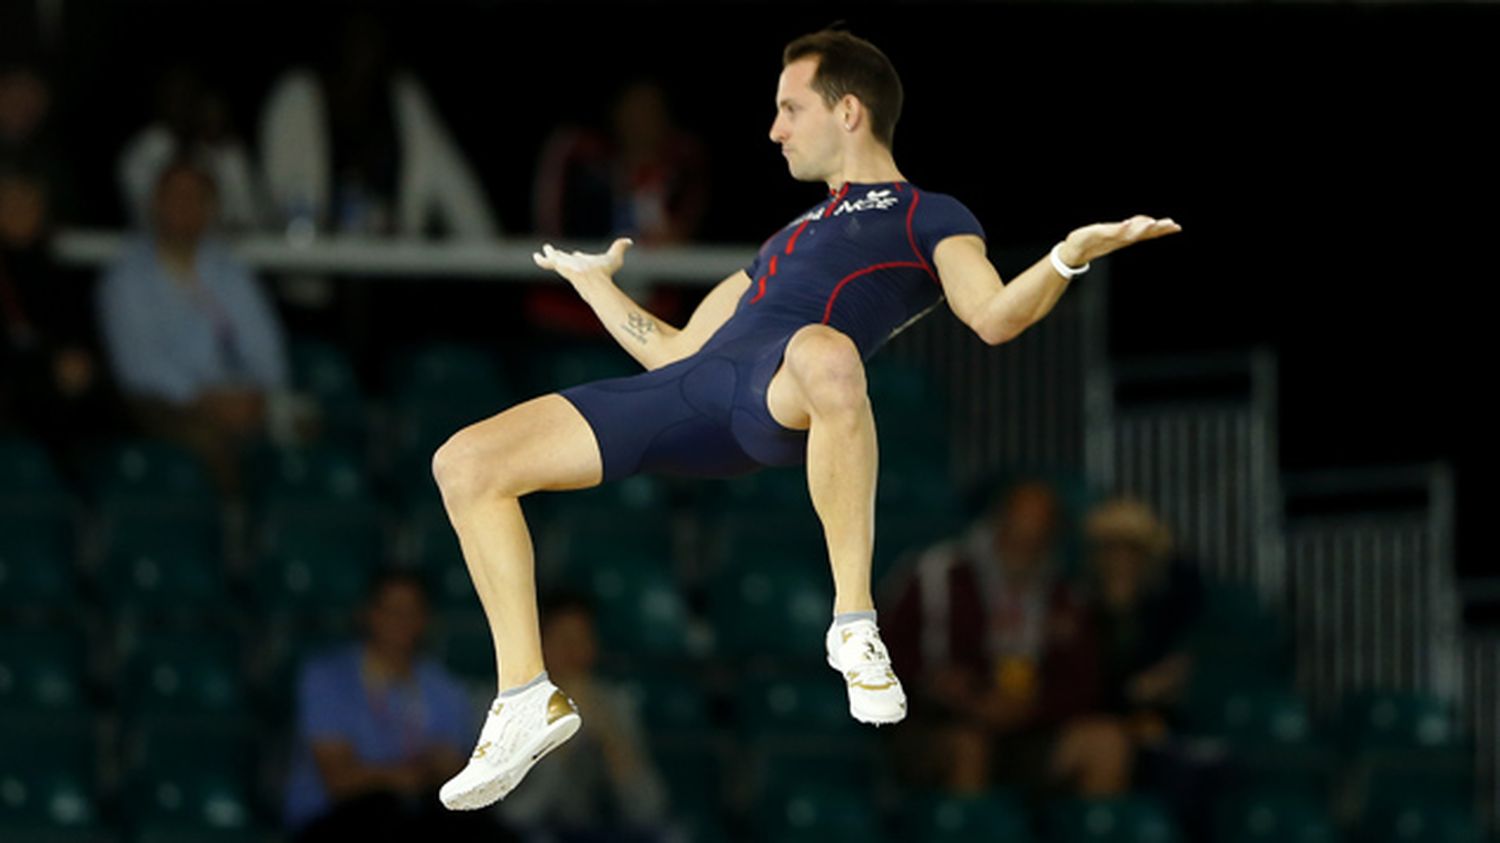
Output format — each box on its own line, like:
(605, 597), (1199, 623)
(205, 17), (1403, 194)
(190, 275), (250, 381)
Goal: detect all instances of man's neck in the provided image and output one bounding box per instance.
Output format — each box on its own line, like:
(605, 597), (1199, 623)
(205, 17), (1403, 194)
(826, 148), (904, 191)
(155, 237), (199, 281)
(362, 647), (415, 684)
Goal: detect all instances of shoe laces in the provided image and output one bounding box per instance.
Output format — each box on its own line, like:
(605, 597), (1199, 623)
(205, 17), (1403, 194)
(837, 624), (896, 687)
(474, 685), (545, 763)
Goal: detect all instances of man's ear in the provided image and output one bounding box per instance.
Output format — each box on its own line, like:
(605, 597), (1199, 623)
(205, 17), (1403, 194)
(840, 94), (862, 129)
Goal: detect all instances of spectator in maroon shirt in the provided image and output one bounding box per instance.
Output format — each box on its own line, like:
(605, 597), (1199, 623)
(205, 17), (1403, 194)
(883, 480), (1132, 801)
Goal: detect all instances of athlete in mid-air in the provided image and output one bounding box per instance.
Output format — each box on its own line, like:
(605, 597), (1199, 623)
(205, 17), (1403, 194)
(435, 29), (1180, 810)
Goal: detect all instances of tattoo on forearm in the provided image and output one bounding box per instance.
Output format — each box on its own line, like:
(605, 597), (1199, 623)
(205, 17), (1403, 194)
(621, 311), (657, 345)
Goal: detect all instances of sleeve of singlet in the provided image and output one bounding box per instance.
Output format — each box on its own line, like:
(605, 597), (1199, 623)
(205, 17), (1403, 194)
(912, 192), (986, 268)
(744, 236), (773, 279)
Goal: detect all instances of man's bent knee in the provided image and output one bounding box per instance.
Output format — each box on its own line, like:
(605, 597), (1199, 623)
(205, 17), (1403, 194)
(431, 423), (502, 503)
(431, 394), (604, 504)
(786, 325), (867, 416)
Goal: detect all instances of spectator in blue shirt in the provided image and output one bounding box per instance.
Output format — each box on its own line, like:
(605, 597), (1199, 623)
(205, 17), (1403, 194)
(96, 156), (288, 493)
(283, 568), (513, 842)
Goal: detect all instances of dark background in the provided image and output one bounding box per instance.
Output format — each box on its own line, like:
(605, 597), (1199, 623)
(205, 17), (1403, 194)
(14, 0), (1493, 580)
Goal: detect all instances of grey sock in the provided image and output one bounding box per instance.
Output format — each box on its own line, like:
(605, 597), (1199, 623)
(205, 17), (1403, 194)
(833, 610), (878, 626)
(500, 670), (549, 698)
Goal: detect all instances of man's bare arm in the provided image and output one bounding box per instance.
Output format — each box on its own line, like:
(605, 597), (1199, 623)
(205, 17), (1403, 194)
(934, 215), (1182, 346)
(533, 239), (684, 370)
(533, 239), (750, 371)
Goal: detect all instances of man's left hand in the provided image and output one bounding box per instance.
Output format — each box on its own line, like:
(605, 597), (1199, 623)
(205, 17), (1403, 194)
(1061, 215), (1181, 266)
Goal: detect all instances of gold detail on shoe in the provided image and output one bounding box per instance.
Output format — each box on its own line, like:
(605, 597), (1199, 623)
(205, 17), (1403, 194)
(490, 699), (505, 717)
(841, 629), (853, 643)
(546, 689), (577, 724)
(472, 741), (491, 759)
(851, 679), (896, 691)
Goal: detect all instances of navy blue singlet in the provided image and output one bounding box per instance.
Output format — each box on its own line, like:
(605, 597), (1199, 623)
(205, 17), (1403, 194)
(558, 180), (985, 483)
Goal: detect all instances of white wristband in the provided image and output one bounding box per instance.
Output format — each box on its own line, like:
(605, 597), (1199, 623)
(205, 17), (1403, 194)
(1050, 242), (1090, 279)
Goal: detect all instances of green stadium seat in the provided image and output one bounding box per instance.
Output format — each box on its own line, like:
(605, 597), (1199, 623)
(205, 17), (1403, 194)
(291, 339), (362, 402)
(124, 761), (259, 842)
(549, 515), (675, 576)
(871, 508), (966, 585)
(1192, 584), (1292, 677)
(119, 723), (261, 843)
(0, 719), (102, 836)
(877, 444), (960, 515)
(290, 338), (368, 448)
(566, 553), (694, 660)
(434, 616), (494, 686)
(908, 790), (1035, 843)
(709, 561), (832, 661)
(0, 512), (76, 613)
(1362, 796), (1484, 843)
(86, 439), (217, 511)
(535, 343), (639, 392)
(702, 465), (813, 518)
(99, 513), (226, 618)
(0, 626), (88, 715)
(255, 519), (381, 618)
(0, 435), (68, 504)
(390, 342), (511, 404)
(1216, 789), (1339, 843)
(1187, 680), (1315, 749)
(244, 442), (373, 510)
(713, 512), (826, 572)
(758, 776), (886, 843)
(736, 673), (859, 739)
(652, 742), (729, 843)
(1339, 691), (1462, 752)
(1048, 795), (1182, 843)
(118, 630), (246, 718)
(866, 357), (942, 407)
(607, 668), (712, 734)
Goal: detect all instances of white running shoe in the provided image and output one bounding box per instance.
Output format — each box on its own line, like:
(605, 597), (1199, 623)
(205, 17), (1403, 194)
(825, 618), (907, 725)
(439, 678), (582, 811)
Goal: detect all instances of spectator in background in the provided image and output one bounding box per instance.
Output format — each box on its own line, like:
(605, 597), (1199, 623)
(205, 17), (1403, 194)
(883, 480), (1132, 802)
(96, 157), (289, 494)
(0, 163), (118, 453)
(1082, 497), (1202, 742)
(0, 63), (76, 224)
(526, 78), (706, 337)
(118, 66), (268, 232)
(533, 78), (708, 245)
(497, 590), (669, 843)
(259, 13), (499, 240)
(283, 569), (511, 842)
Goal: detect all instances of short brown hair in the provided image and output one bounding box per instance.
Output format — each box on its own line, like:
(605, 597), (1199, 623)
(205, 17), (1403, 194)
(783, 29), (903, 151)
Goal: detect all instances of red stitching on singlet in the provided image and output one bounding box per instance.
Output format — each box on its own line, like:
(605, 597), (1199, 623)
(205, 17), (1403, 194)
(820, 261), (927, 325)
(906, 189), (938, 283)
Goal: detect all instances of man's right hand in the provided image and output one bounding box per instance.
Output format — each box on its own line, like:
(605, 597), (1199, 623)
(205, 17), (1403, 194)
(532, 237), (634, 288)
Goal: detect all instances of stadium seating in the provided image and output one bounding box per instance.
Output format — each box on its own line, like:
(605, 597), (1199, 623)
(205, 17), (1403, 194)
(0, 510), (76, 615)
(0, 718), (105, 841)
(1048, 794), (1183, 843)
(0, 624), (89, 716)
(907, 790), (1037, 843)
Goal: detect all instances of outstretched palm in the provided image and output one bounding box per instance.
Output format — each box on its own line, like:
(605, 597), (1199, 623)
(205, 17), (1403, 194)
(1066, 215), (1182, 264)
(532, 237), (634, 285)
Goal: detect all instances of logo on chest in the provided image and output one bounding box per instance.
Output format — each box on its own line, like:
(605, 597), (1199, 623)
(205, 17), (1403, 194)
(790, 189), (901, 226)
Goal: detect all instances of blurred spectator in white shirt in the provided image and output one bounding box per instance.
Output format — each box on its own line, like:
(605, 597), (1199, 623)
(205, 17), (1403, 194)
(118, 66), (269, 232)
(259, 14), (499, 241)
(97, 157), (290, 493)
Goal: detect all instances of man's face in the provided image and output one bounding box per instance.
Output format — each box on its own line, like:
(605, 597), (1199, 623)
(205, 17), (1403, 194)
(153, 168), (215, 242)
(0, 177), (47, 248)
(366, 581), (429, 659)
(769, 57), (842, 182)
